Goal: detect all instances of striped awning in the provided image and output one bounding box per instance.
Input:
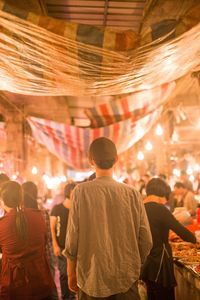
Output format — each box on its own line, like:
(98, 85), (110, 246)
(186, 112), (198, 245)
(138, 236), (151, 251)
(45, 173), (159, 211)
(85, 82), (175, 127)
(28, 107), (162, 170)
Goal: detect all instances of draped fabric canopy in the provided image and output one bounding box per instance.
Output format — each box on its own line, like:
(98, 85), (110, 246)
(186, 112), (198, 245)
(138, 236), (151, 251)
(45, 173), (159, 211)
(0, 0), (199, 96)
(28, 107), (162, 170)
(0, 0), (200, 170)
(85, 82), (176, 127)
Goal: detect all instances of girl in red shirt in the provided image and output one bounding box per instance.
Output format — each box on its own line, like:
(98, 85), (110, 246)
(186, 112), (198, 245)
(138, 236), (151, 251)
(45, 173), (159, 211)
(0, 181), (55, 300)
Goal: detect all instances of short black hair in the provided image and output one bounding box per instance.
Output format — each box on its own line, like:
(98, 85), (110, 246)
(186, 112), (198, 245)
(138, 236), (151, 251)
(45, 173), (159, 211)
(64, 182), (76, 198)
(174, 182), (185, 189)
(95, 159), (116, 169)
(159, 173), (167, 180)
(146, 177), (171, 200)
(89, 137), (117, 170)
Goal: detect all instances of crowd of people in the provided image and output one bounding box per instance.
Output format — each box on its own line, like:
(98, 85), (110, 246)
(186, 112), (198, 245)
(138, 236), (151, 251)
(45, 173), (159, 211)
(0, 137), (199, 300)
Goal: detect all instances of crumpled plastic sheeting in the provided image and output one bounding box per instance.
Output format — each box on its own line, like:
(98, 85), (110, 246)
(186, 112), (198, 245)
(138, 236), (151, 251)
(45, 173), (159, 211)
(0, 6), (199, 96)
(141, 0), (200, 44)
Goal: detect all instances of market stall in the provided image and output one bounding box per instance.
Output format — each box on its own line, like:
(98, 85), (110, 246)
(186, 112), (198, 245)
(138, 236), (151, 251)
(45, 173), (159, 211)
(174, 261), (200, 300)
(171, 239), (200, 300)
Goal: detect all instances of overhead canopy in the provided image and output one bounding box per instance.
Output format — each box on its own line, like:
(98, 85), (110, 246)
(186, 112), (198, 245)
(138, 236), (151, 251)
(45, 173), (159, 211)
(28, 107), (161, 170)
(0, 0), (200, 170)
(0, 0), (199, 96)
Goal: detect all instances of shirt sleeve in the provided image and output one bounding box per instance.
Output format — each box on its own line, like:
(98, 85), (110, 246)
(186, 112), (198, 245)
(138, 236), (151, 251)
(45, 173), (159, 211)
(161, 205), (196, 243)
(137, 192), (153, 264)
(63, 187), (79, 261)
(184, 192), (197, 216)
(50, 205), (58, 217)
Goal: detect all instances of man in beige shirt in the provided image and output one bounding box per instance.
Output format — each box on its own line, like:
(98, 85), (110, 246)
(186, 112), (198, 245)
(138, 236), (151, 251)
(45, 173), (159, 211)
(63, 137), (152, 300)
(173, 181), (197, 217)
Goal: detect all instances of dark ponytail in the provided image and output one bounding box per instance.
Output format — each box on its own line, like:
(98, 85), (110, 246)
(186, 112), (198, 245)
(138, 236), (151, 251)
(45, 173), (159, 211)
(16, 206), (28, 241)
(1, 181), (28, 241)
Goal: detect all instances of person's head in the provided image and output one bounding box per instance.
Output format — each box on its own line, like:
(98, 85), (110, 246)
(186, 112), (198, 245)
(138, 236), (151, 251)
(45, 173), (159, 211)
(180, 170), (187, 181)
(1, 181), (23, 209)
(22, 181), (38, 209)
(142, 174), (151, 184)
(0, 181), (27, 240)
(174, 181), (186, 196)
(146, 177), (171, 203)
(0, 173), (10, 189)
(89, 137), (118, 170)
(158, 173), (167, 181)
(64, 182), (76, 199)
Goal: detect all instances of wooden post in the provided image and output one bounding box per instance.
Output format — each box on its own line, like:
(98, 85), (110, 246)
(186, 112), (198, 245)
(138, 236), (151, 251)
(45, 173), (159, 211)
(5, 111), (27, 175)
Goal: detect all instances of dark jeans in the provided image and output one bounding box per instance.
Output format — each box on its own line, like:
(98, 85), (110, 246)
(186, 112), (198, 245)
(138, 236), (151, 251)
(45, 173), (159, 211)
(145, 280), (175, 300)
(78, 282), (140, 300)
(58, 254), (75, 300)
(49, 255), (59, 300)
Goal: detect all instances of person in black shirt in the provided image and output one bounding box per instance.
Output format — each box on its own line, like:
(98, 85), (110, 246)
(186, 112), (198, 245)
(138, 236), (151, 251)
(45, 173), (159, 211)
(50, 183), (76, 300)
(141, 177), (196, 300)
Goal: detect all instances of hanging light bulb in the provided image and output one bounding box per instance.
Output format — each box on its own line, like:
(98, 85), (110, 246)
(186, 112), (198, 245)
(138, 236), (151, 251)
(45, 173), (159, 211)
(189, 175), (195, 182)
(60, 175), (67, 182)
(11, 174), (17, 180)
(155, 124), (163, 136)
(31, 166), (38, 175)
(172, 168), (181, 177)
(137, 151), (144, 161)
(145, 141), (153, 151)
(186, 167), (193, 176)
(194, 164), (200, 172)
(172, 131), (179, 142)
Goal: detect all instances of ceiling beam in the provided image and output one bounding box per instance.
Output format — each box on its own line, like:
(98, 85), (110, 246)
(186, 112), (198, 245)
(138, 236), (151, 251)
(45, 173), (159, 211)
(103, 0), (109, 26)
(5, 0), (47, 14)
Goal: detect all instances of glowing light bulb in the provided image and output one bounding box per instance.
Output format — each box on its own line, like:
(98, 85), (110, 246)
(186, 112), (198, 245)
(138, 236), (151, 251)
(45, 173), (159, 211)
(189, 175), (195, 182)
(173, 168), (180, 177)
(145, 141), (153, 151)
(137, 151), (144, 161)
(172, 131), (179, 142)
(194, 164), (200, 172)
(186, 167), (193, 176)
(32, 166), (38, 175)
(155, 124), (163, 136)
(60, 175), (67, 182)
(196, 120), (200, 129)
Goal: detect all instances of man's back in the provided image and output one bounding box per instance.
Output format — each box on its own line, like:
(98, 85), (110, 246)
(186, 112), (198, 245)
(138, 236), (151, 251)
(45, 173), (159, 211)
(65, 176), (152, 297)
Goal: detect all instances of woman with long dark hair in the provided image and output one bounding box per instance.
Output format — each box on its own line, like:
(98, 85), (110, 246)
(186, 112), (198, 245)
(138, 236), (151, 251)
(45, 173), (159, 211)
(0, 181), (55, 300)
(22, 181), (58, 300)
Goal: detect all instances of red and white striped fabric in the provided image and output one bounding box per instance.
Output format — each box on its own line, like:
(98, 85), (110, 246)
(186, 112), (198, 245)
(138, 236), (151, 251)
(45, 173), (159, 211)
(85, 82), (175, 127)
(28, 107), (162, 170)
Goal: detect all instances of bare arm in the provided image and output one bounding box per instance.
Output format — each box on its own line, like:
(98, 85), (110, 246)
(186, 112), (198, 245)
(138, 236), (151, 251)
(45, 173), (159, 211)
(67, 258), (78, 292)
(50, 216), (61, 256)
(63, 187), (79, 292)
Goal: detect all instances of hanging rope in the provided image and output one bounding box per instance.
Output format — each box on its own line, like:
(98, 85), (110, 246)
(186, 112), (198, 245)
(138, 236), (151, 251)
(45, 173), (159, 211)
(0, 4), (199, 96)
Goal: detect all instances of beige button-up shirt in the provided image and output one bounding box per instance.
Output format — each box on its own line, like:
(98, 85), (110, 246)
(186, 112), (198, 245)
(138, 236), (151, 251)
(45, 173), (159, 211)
(63, 176), (152, 297)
